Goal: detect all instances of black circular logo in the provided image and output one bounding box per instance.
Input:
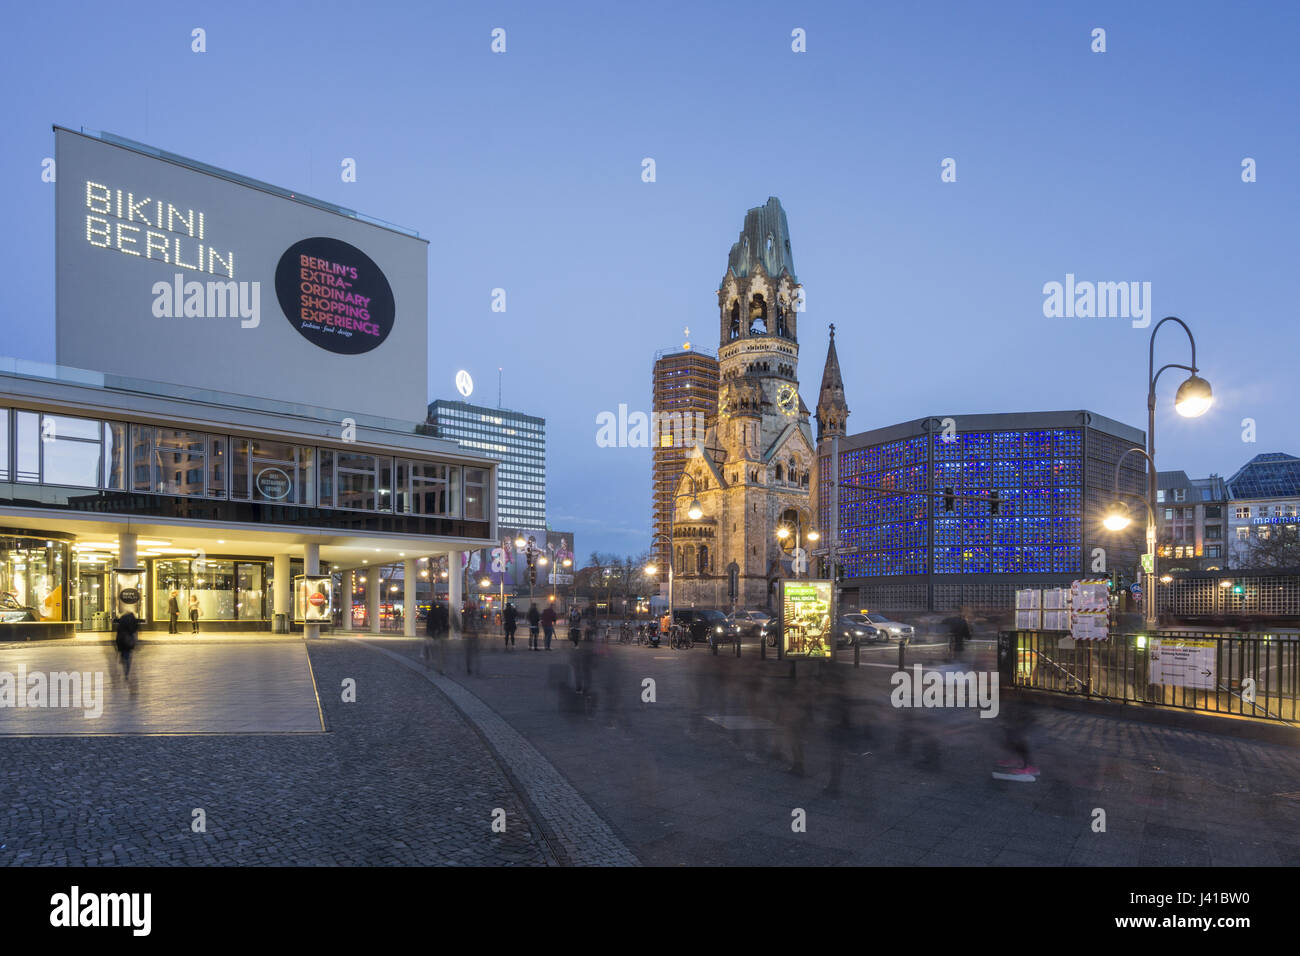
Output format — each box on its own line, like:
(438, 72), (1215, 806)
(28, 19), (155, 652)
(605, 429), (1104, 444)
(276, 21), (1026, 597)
(276, 237), (395, 355)
(119, 588), (140, 604)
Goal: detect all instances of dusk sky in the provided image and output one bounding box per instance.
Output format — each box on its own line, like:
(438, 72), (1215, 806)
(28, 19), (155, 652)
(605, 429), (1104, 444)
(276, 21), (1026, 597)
(5, 0), (1298, 559)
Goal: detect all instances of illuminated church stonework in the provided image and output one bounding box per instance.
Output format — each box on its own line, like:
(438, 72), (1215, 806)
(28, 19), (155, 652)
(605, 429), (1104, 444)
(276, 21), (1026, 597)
(670, 198), (839, 610)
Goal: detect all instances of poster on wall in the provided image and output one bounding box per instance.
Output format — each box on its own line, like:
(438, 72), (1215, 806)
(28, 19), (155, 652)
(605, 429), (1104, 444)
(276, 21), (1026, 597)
(780, 580), (833, 658)
(112, 568), (146, 619)
(294, 575), (332, 623)
(1069, 579), (1110, 641)
(1148, 638), (1217, 689)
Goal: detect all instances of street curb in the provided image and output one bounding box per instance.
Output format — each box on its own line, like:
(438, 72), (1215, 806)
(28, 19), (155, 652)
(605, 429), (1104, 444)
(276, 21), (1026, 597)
(345, 637), (640, 867)
(1012, 688), (1300, 746)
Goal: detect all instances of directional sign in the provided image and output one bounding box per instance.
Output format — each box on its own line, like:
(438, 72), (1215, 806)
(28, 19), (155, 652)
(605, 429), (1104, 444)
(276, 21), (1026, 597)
(1129, 583), (1143, 599)
(1148, 638), (1216, 689)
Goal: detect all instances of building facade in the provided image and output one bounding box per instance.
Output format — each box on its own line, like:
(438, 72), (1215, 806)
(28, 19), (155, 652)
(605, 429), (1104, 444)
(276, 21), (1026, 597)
(1155, 471), (1229, 571)
(650, 344), (718, 584)
(1226, 452), (1300, 567)
(670, 198), (817, 610)
(820, 411), (1147, 614)
(2, 127), (499, 639)
(428, 399), (546, 530)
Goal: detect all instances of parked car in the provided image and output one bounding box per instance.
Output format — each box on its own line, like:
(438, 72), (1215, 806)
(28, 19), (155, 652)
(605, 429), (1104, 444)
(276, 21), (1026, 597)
(725, 609), (773, 641)
(860, 612), (915, 642)
(672, 608), (730, 644)
(835, 615), (881, 647)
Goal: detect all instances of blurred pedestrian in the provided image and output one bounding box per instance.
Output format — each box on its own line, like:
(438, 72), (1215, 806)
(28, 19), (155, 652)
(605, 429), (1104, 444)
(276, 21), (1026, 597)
(188, 594), (201, 634)
(503, 601), (518, 648)
(568, 606), (582, 647)
(113, 610), (140, 679)
(992, 690), (1039, 782)
(947, 609), (972, 661)
(527, 603), (541, 650)
(167, 590), (180, 634)
(461, 597), (475, 635)
(541, 603), (557, 650)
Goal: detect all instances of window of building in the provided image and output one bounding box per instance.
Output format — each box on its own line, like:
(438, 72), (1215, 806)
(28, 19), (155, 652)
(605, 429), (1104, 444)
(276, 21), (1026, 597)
(1206, 545), (1221, 558)
(231, 438), (316, 506)
(1205, 505), (1221, 519)
(0, 410), (8, 481)
(1236, 506), (1250, 519)
(1164, 508), (1173, 520)
(1174, 489), (1185, 502)
(152, 429), (206, 496)
(333, 451), (381, 511)
(39, 414), (101, 487)
(1156, 490), (1165, 502)
(1205, 525), (1221, 540)
(407, 461), (460, 516)
(15, 411), (40, 483)
(1236, 527), (1250, 541)
(464, 467), (489, 520)
(1259, 505), (1270, 518)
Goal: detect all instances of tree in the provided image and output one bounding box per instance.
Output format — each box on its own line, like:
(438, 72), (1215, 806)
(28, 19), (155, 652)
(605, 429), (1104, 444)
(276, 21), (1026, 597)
(1238, 524), (1300, 570)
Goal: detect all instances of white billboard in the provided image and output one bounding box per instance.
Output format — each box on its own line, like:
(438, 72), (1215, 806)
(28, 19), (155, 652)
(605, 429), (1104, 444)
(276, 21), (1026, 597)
(54, 127), (429, 420)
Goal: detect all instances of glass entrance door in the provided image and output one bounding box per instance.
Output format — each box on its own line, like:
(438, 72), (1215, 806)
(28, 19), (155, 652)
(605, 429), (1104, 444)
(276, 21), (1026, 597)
(79, 572), (105, 628)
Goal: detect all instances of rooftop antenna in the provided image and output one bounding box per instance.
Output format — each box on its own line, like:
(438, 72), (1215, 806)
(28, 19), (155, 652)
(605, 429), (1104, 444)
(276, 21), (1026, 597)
(683, 325), (691, 351)
(498, 367), (503, 408)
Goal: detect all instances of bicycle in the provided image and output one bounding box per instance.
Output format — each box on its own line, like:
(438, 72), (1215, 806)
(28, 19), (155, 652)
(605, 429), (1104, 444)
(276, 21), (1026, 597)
(669, 625), (694, 650)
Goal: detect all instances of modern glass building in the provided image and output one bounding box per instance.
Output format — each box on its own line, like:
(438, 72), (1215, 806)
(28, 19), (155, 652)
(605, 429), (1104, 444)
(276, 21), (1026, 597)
(0, 360), (497, 636)
(820, 411), (1146, 613)
(428, 400), (546, 529)
(1225, 452), (1300, 566)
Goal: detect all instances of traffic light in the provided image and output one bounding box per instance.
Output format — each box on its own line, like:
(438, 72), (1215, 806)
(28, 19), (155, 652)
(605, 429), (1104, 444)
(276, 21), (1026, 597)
(1232, 582), (1244, 595)
(943, 487), (955, 512)
(989, 490), (1000, 515)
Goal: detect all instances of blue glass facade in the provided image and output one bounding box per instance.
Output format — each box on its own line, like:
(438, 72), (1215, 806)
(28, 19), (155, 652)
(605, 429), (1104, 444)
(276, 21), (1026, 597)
(838, 428), (1085, 577)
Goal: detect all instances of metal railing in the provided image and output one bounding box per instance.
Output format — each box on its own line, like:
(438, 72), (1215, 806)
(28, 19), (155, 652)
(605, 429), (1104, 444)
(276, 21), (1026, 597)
(999, 629), (1300, 722)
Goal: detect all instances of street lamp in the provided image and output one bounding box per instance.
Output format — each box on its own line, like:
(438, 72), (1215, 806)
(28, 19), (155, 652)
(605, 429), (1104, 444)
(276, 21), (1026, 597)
(1140, 317), (1213, 627)
(776, 519), (819, 579)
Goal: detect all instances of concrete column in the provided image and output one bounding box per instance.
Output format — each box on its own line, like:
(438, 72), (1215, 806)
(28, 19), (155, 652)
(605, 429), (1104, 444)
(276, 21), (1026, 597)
(118, 531), (137, 569)
(304, 543), (320, 640)
(367, 569), (380, 634)
(448, 550), (463, 631)
(274, 553), (291, 629)
(403, 558), (417, 637)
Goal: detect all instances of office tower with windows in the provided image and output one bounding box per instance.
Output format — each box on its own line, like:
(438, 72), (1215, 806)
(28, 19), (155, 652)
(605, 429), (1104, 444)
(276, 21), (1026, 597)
(428, 399), (546, 529)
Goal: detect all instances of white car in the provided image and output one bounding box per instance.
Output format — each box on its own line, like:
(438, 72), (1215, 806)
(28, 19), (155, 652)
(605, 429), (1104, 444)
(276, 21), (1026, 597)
(860, 612), (914, 642)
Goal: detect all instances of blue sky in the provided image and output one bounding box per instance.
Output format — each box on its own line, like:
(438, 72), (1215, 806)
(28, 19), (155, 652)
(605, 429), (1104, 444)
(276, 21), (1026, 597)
(4, 0), (1298, 558)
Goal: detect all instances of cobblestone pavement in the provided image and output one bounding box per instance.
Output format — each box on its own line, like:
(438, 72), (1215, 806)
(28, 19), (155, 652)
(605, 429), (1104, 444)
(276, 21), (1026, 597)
(382, 632), (1300, 866)
(353, 638), (637, 866)
(0, 641), (548, 865)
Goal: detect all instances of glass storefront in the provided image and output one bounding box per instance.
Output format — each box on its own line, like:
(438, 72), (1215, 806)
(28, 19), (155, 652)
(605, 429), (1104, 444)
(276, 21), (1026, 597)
(153, 558), (267, 623)
(0, 534), (70, 623)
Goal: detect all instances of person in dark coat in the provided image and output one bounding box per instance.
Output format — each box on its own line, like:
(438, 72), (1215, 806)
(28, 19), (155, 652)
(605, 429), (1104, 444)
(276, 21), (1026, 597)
(568, 606), (582, 646)
(502, 602), (518, 648)
(946, 611), (972, 661)
(527, 603), (541, 650)
(461, 598), (475, 635)
(167, 590), (180, 634)
(540, 604), (558, 650)
(114, 610), (140, 678)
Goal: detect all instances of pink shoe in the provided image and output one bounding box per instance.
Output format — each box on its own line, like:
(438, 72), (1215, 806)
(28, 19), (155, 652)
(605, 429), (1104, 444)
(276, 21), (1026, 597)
(992, 766), (1039, 782)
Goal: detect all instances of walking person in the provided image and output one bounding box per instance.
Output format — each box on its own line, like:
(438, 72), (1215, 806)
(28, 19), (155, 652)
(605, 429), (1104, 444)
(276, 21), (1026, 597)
(568, 606), (582, 647)
(461, 597), (475, 636)
(113, 609), (140, 680)
(541, 603), (557, 651)
(502, 601), (518, 648)
(188, 594), (201, 634)
(167, 590), (180, 634)
(527, 602), (541, 651)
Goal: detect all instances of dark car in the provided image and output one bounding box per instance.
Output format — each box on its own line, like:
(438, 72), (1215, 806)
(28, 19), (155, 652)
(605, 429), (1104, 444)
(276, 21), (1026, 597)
(725, 609), (773, 641)
(672, 608), (730, 644)
(836, 615), (882, 647)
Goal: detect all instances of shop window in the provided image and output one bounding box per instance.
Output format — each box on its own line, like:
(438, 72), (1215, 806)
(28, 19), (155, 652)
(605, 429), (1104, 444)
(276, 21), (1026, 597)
(130, 424), (153, 491)
(207, 436), (226, 497)
(0, 536), (69, 621)
(34, 414), (100, 488)
(0, 409), (8, 481)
